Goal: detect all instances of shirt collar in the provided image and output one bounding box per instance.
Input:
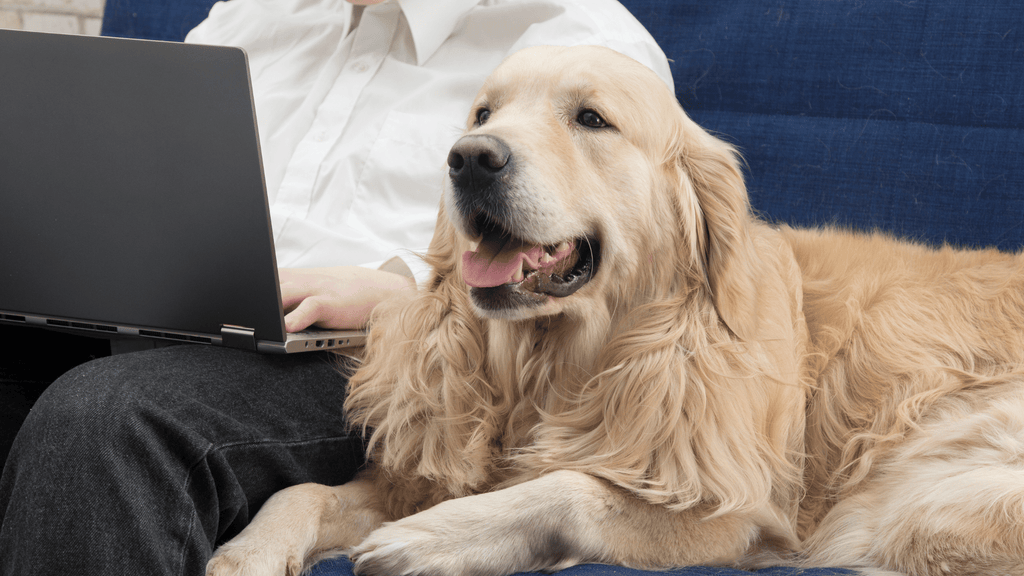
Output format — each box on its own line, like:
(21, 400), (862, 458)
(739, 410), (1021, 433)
(396, 0), (480, 65)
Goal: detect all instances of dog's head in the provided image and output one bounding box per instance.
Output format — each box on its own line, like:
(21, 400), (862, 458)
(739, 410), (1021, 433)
(437, 45), (761, 338)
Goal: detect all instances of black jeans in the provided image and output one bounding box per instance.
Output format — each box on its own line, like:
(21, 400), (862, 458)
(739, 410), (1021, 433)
(0, 345), (364, 576)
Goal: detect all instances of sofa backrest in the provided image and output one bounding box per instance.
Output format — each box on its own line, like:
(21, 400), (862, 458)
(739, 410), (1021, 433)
(627, 1), (1024, 251)
(103, 0), (1024, 250)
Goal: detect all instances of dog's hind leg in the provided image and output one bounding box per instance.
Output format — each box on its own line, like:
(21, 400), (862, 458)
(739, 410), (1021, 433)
(802, 386), (1024, 576)
(206, 470), (388, 576)
(350, 469), (795, 576)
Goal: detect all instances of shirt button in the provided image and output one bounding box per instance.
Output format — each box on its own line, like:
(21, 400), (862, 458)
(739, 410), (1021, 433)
(353, 62), (369, 73)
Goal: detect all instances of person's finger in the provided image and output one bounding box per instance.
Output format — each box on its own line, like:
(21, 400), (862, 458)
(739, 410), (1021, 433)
(284, 297), (321, 333)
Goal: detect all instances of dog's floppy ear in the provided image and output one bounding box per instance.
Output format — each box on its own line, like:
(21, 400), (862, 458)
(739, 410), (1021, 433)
(671, 112), (765, 341)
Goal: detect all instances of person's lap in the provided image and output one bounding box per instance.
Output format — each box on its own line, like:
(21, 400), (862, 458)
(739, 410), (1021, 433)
(0, 344), (363, 576)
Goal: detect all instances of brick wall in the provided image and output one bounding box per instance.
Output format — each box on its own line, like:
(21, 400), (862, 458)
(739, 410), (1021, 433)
(0, 0), (106, 36)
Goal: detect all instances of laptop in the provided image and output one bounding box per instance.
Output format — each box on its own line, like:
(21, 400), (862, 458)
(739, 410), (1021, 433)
(0, 29), (366, 353)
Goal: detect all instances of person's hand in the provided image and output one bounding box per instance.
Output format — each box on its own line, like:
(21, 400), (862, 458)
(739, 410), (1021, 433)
(279, 266), (415, 332)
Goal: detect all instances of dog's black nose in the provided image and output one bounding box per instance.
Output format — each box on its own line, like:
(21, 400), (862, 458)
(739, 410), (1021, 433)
(447, 134), (512, 192)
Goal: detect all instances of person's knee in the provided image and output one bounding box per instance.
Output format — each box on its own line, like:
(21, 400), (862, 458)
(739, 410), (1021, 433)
(16, 351), (183, 457)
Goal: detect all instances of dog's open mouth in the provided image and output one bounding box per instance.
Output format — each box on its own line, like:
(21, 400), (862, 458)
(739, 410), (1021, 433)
(460, 212), (599, 307)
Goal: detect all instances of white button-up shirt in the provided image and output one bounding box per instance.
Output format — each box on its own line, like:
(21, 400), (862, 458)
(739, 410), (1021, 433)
(186, 0), (671, 284)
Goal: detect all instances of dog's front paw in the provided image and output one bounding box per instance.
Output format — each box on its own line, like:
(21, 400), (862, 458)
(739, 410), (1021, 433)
(206, 538), (306, 576)
(350, 519), (464, 576)
(349, 493), (563, 576)
(350, 508), (535, 576)
(349, 474), (604, 576)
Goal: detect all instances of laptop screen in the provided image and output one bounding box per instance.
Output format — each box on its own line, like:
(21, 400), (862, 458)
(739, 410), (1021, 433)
(0, 30), (287, 343)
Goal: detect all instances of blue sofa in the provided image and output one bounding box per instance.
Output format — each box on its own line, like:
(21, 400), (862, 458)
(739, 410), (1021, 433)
(101, 1), (1024, 575)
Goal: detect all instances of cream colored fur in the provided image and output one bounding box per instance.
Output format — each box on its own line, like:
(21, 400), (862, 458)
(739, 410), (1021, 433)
(207, 46), (1024, 576)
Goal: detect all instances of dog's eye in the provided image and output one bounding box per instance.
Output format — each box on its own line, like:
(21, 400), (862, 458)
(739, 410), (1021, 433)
(577, 110), (608, 129)
(476, 108), (491, 126)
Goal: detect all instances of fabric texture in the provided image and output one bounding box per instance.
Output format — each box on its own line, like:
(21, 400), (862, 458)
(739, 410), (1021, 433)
(0, 345), (361, 576)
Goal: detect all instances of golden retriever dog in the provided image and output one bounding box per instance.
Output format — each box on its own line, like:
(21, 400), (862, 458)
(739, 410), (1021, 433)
(206, 45), (1024, 576)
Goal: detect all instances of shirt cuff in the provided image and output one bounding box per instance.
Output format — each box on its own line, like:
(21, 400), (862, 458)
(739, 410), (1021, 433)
(372, 255), (433, 288)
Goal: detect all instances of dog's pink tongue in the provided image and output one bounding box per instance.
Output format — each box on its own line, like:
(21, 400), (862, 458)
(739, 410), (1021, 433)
(462, 240), (572, 288)
(463, 242), (543, 288)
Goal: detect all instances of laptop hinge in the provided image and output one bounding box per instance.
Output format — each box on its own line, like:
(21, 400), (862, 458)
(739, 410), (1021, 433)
(221, 325), (257, 351)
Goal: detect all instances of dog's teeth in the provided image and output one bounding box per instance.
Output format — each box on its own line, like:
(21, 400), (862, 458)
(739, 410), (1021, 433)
(468, 239), (480, 251)
(512, 268), (524, 282)
(555, 241), (570, 253)
(540, 253), (554, 264)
